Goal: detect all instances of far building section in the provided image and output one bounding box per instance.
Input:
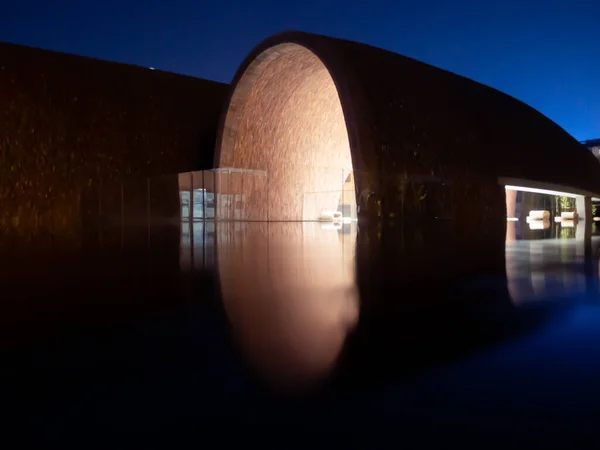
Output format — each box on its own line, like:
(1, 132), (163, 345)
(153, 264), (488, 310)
(582, 138), (600, 159)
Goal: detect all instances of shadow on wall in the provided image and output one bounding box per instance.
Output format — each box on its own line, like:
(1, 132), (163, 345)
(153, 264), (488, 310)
(217, 222), (358, 390)
(212, 218), (588, 394)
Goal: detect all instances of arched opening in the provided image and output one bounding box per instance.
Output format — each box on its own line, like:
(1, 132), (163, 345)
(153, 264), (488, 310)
(217, 43), (354, 221)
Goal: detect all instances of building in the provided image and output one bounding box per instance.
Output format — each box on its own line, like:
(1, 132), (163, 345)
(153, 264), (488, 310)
(582, 139), (600, 159)
(1, 31), (600, 244)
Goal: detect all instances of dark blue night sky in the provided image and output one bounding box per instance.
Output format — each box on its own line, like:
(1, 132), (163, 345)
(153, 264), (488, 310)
(1, 0), (598, 141)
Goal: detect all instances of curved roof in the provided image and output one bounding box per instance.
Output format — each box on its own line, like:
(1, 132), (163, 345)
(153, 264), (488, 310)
(219, 31), (600, 196)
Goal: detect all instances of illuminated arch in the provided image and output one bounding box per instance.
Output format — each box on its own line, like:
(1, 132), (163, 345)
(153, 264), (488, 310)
(215, 31), (600, 224)
(216, 42), (358, 221)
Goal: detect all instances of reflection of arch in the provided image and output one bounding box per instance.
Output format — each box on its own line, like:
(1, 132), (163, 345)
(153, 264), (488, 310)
(216, 43), (355, 221)
(217, 222), (358, 389)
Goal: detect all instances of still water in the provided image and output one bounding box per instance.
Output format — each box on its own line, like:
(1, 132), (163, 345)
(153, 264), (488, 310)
(2, 220), (600, 448)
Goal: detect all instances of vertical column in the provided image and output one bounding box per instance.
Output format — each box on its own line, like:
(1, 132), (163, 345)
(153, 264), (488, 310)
(575, 196), (592, 243)
(190, 172), (195, 222)
(575, 197), (594, 243)
(575, 196), (595, 294)
(190, 172), (195, 271)
(575, 197), (592, 269)
(505, 188), (517, 219)
(214, 171), (219, 221)
(202, 171), (206, 221)
(575, 196), (592, 221)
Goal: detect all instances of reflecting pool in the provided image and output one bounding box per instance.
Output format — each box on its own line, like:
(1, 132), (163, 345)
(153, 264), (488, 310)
(1, 220), (600, 448)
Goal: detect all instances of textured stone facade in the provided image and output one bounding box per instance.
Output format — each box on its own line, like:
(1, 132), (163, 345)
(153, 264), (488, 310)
(217, 44), (353, 221)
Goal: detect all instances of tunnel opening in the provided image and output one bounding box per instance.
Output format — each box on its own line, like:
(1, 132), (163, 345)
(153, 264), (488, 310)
(216, 43), (354, 221)
(505, 185), (590, 241)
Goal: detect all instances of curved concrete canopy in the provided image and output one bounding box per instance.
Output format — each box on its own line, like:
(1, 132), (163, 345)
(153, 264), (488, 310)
(217, 31), (600, 220)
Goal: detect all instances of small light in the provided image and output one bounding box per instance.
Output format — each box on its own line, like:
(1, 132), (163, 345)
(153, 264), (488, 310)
(149, 67), (155, 70)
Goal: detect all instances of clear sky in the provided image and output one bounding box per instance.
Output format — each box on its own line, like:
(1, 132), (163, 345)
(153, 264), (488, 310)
(1, 0), (598, 141)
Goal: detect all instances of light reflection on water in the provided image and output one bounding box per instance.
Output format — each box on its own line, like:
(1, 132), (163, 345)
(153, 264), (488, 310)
(178, 221), (599, 310)
(175, 220), (600, 388)
(506, 238), (590, 305)
(4, 220), (600, 444)
(217, 222), (358, 388)
(505, 221), (597, 305)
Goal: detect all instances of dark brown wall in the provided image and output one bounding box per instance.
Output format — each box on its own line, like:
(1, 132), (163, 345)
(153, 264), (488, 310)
(0, 42), (226, 242)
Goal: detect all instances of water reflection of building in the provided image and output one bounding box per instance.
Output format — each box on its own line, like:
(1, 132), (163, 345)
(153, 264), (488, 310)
(179, 222), (216, 273)
(505, 222), (594, 304)
(506, 218), (589, 242)
(215, 222), (358, 389)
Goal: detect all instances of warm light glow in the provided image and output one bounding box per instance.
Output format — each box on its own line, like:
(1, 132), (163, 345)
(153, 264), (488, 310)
(505, 185), (583, 198)
(217, 222), (358, 390)
(507, 217), (519, 221)
(217, 43), (354, 221)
